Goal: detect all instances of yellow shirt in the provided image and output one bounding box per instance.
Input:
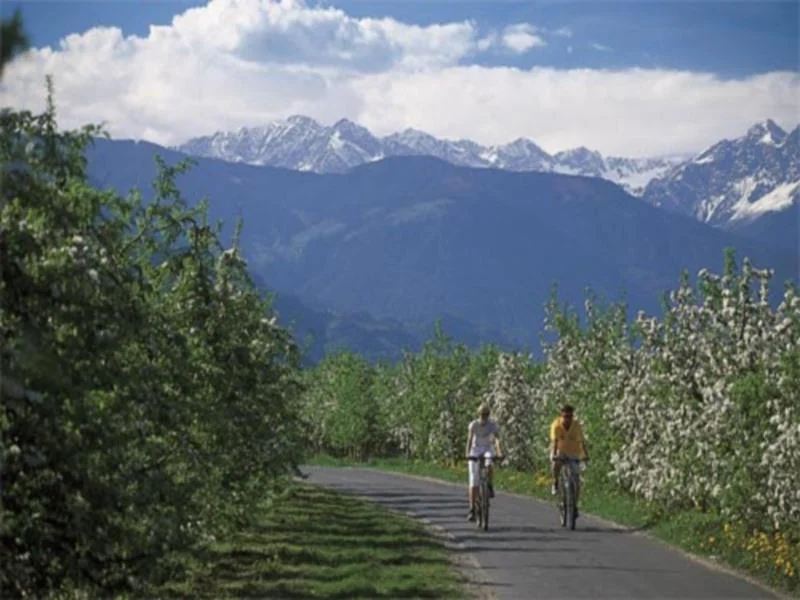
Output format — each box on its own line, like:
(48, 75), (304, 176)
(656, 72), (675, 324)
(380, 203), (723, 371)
(549, 417), (586, 459)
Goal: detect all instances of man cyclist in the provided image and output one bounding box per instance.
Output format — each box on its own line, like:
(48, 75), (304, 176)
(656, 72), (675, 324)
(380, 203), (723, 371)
(550, 404), (589, 518)
(466, 403), (502, 522)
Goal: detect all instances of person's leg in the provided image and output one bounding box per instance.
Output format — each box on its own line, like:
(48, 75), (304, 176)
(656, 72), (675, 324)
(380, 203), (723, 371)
(467, 457), (479, 520)
(485, 450), (495, 497)
(572, 460), (581, 517)
(551, 457), (561, 495)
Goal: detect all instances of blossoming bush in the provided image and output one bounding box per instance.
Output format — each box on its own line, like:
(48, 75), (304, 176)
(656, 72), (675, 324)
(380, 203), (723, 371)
(609, 256), (800, 531)
(483, 352), (538, 470)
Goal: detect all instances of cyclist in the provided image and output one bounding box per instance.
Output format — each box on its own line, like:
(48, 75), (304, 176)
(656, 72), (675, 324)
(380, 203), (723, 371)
(466, 403), (502, 522)
(550, 404), (590, 518)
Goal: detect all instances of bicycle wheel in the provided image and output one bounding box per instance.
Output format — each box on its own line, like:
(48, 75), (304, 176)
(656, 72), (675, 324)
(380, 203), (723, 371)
(476, 485), (484, 529)
(482, 481), (490, 531)
(566, 473), (576, 530)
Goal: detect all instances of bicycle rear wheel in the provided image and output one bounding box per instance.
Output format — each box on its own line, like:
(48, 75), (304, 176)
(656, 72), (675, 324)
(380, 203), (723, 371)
(481, 482), (490, 531)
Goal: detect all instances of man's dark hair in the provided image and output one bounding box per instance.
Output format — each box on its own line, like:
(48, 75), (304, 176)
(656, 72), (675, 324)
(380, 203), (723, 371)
(560, 404), (575, 414)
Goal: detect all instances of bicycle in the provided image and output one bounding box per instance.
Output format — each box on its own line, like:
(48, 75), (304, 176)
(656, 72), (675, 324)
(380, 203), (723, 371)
(554, 455), (582, 530)
(467, 455), (503, 531)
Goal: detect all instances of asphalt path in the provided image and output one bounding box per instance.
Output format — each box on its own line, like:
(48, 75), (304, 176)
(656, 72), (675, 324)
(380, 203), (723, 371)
(304, 466), (778, 600)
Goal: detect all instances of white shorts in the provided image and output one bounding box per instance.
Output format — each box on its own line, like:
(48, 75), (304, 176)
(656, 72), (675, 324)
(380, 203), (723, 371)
(468, 446), (494, 487)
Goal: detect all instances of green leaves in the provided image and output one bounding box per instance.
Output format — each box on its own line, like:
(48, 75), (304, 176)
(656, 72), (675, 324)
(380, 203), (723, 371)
(0, 9), (29, 78)
(1, 86), (304, 597)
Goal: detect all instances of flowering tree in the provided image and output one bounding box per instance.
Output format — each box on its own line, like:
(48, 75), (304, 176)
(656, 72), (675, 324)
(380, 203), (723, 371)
(484, 352), (538, 470)
(609, 254), (800, 530)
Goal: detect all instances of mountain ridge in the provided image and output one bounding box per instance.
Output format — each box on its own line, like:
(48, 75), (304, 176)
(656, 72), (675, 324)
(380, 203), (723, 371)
(641, 118), (799, 250)
(87, 138), (798, 350)
(174, 115), (687, 196)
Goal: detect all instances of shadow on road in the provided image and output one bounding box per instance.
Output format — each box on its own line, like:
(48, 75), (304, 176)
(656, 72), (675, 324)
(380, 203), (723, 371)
(482, 563), (681, 574)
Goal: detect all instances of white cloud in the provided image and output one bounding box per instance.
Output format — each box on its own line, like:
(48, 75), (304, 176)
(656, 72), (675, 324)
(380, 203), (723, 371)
(553, 27), (573, 38)
(591, 42), (612, 52)
(1, 0), (798, 158)
(477, 31), (498, 52)
(567, 45), (574, 55)
(352, 68), (800, 157)
(501, 23), (547, 54)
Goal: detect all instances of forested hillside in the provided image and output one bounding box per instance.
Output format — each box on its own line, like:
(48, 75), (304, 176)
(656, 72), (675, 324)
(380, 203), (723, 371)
(85, 138), (798, 348)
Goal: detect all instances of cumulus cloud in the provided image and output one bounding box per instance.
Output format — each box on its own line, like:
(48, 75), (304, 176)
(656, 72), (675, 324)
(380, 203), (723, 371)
(352, 68), (800, 156)
(165, 0), (481, 70)
(1, 0), (798, 157)
(501, 23), (547, 54)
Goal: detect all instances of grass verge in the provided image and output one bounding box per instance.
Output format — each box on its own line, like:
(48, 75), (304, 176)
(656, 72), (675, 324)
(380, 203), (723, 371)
(153, 483), (466, 599)
(309, 455), (799, 598)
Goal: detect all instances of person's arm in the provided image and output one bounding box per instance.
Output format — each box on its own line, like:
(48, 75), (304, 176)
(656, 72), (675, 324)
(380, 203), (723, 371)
(465, 422), (474, 457)
(493, 426), (502, 456)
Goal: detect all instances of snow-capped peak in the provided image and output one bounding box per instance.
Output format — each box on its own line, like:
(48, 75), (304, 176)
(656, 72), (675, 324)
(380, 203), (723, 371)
(642, 118), (799, 231)
(554, 146), (606, 173)
(502, 138), (548, 155)
(744, 118), (787, 146)
(285, 114), (322, 128)
(332, 118), (366, 133)
(178, 116), (792, 203)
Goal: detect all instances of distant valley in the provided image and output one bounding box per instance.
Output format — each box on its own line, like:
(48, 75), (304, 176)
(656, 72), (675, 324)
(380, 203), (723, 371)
(87, 136), (798, 361)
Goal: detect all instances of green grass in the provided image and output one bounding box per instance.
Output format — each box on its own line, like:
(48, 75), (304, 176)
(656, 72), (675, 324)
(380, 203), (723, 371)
(153, 483), (466, 599)
(310, 455), (799, 598)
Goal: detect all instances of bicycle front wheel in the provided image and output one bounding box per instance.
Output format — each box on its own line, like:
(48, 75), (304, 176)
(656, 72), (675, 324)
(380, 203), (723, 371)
(566, 477), (576, 530)
(482, 484), (490, 531)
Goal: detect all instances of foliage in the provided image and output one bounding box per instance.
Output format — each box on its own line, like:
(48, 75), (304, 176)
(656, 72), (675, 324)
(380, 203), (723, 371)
(483, 352), (539, 470)
(0, 8), (29, 77)
(0, 83), (305, 597)
(305, 252), (800, 591)
(303, 324), (500, 465)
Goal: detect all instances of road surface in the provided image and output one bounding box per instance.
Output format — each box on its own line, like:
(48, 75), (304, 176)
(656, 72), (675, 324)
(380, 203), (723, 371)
(305, 466), (777, 599)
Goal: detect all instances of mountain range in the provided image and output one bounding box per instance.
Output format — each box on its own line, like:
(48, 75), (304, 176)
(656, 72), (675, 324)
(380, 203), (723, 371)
(87, 137), (798, 361)
(175, 115), (685, 196)
(176, 116), (799, 252)
(641, 119), (798, 250)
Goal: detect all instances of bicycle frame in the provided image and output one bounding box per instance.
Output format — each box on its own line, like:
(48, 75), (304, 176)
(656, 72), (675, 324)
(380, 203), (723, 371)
(467, 455), (502, 531)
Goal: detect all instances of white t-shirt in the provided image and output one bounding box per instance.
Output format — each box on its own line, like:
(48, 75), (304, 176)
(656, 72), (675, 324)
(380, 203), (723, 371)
(469, 418), (499, 449)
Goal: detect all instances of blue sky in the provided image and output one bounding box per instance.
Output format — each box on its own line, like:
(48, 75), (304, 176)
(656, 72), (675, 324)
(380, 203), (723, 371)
(5, 0), (798, 77)
(1, 1), (798, 156)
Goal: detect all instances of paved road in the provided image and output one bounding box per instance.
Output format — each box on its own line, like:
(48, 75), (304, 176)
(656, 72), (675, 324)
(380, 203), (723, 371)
(305, 466), (777, 600)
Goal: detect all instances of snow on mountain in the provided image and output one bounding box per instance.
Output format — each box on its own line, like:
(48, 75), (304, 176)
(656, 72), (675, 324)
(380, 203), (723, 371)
(729, 181), (799, 221)
(174, 116), (681, 194)
(382, 128), (489, 168)
(642, 119), (799, 231)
